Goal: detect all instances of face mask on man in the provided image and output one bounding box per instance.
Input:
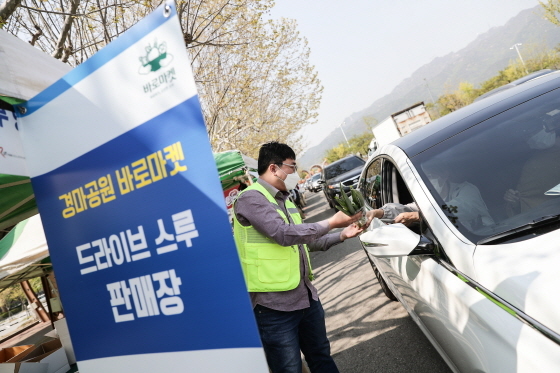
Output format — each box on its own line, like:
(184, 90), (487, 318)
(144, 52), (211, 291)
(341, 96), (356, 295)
(527, 128), (556, 150)
(276, 167), (300, 191)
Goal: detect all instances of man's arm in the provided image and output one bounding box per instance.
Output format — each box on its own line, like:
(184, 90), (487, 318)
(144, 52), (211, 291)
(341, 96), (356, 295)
(235, 191), (361, 247)
(367, 202), (420, 226)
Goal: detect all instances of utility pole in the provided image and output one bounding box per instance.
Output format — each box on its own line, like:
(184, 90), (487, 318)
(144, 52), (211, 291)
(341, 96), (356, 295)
(424, 78), (435, 103)
(339, 121), (349, 145)
(510, 43), (528, 75)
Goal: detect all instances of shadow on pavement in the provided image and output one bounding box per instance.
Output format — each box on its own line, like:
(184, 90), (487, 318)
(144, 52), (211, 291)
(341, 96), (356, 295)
(301, 191), (334, 223)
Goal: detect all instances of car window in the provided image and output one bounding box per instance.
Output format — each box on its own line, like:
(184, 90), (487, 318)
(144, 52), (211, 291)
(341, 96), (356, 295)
(413, 87), (560, 243)
(325, 157), (365, 179)
(360, 158), (382, 209)
(362, 158), (448, 259)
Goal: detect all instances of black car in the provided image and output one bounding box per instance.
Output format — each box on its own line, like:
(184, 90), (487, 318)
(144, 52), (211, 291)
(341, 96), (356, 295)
(320, 155), (365, 208)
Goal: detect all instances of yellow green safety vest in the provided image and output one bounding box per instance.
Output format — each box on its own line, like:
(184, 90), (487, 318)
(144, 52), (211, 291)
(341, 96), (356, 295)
(233, 182), (313, 292)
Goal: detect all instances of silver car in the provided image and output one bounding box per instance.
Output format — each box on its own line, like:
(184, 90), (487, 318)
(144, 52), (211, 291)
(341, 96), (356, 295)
(358, 72), (560, 372)
(309, 173), (322, 192)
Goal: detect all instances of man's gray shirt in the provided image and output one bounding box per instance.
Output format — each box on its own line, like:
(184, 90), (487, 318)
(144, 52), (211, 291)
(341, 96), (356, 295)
(234, 179), (342, 311)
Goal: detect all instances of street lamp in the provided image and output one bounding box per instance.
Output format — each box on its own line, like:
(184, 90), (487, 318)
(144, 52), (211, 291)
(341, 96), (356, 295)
(510, 43), (528, 74)
(339, 121), (349, 145)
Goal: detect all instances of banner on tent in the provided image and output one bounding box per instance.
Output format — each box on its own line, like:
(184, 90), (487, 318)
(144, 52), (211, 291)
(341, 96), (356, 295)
(16, 2), (266, 372)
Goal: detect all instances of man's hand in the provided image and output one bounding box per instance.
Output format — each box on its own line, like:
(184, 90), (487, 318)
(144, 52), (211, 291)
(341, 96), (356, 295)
(328, 211), (362, 229)
(504, 189), (520, 203)
(340, 223), (365, 241)
(394, 212), (420, 226)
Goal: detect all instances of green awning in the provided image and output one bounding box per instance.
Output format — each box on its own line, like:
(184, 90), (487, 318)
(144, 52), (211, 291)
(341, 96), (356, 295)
(213, 150), (258, 190)
(0, 174), (37, 232)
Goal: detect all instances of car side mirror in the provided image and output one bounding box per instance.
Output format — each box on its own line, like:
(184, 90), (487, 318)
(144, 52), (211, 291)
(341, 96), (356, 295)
(317, 180), (325, 184)
(359, 224), (435, 257)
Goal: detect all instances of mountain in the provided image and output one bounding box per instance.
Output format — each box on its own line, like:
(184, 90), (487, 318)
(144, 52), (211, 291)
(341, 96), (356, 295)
(299, 5), (560, 169)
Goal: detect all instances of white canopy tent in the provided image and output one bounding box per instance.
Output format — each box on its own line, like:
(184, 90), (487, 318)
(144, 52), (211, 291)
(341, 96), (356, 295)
(0, 214), (50, 290)
(0, 29), (71, 102)
(0, 30), (66, 287)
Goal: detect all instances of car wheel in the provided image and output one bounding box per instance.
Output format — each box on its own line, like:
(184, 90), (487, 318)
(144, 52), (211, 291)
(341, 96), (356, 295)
(364, 250), (397, 302)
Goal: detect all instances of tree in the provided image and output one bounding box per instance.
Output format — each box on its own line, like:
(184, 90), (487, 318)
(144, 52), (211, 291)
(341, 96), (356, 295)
(362, 115), (378, 131)
(540, 0), (560, 26)
(0, 0), (22, 28)
(3, 0), (322, 157)
(435, 82), (479, 116)
(324, 132), (373, 163)
(0, 283), (27, 316)
(196, 16), (322, 157)
(432, 47), (560, 118)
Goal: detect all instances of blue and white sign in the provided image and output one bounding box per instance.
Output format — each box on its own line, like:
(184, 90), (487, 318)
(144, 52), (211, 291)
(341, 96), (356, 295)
(17, 2), (267, 372)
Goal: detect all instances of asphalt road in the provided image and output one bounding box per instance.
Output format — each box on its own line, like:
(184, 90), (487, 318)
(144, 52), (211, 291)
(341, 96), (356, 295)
(301, 190), (451, 373)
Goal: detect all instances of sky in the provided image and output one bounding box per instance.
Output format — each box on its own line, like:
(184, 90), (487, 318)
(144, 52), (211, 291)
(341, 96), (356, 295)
(269, 0), (541, 151)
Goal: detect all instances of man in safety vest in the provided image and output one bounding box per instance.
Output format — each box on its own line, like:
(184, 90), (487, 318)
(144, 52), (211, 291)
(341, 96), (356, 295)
(233, 142), (367, 373)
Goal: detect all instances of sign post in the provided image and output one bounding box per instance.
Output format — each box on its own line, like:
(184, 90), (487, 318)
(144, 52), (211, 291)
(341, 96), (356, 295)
(16, 2), (267, 372)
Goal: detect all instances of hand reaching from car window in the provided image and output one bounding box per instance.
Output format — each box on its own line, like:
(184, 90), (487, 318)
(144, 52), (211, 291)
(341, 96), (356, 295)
(394, 212), (420, 226)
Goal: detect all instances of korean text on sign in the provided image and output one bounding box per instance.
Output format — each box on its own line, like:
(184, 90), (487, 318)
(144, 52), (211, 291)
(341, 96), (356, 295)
(59, 141), (188, 218)
(107, 269), (184, 322)
(76, 210), (199, 275)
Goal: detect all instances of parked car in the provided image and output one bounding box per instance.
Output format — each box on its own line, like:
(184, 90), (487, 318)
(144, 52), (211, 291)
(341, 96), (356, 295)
(289, 186), (306, 219)
(321, 155), (365, 208)
(309, 173), (322, 192)
(358, 71), (560, 372)
(303, 178), (312, 191)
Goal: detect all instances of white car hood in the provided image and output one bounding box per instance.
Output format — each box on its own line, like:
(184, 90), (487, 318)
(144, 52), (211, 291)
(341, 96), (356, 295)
(474, 228), (560, 335)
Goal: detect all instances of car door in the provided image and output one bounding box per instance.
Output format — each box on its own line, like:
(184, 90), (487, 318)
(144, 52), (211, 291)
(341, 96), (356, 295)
(360, 148), (527, 373)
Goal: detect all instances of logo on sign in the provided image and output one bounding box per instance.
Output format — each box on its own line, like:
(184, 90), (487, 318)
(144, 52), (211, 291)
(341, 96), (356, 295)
(138, 40), (174, 75)
(225, 189), (240, 208)
(140, 40), (177, 97)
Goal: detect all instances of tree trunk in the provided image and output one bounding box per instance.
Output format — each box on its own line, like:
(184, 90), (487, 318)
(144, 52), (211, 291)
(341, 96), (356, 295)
(0, 0), (22, 27)
(20, 281), (50, 323)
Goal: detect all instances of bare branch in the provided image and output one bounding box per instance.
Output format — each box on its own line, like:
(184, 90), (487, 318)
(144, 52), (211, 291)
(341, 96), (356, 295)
(19, 5), (85, 17)
(29, 24), (42, 45)
(53, 0), (80, 59)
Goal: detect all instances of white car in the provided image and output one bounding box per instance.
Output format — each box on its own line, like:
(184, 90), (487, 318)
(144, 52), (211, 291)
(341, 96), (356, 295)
(309, 173), (322, 192)
(358, 71), (560, 372)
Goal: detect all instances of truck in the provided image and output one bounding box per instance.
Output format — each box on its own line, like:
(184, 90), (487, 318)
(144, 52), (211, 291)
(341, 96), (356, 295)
(368, 102), (432, 156)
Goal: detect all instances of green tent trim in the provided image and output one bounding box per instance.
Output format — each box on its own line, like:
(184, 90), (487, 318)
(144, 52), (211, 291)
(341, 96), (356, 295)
(0, 96), (25, 105)
(0, 217), (29, 259)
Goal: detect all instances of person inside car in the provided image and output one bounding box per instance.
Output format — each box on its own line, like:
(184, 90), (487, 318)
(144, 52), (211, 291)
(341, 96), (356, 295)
(368, 163), (494, 231)
(504, 113), (560, 215)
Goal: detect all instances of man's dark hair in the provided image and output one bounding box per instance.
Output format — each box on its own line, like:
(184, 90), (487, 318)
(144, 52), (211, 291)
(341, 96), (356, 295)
(258, 141), (296, 175)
